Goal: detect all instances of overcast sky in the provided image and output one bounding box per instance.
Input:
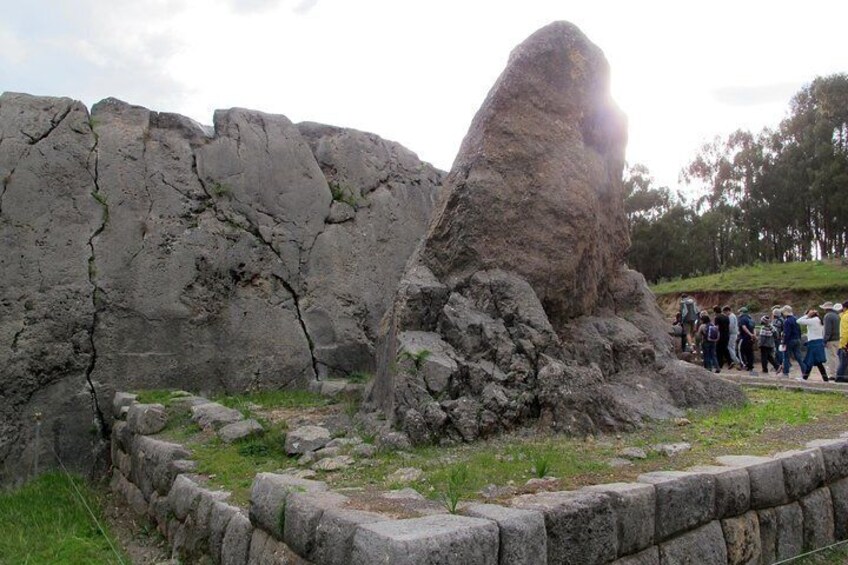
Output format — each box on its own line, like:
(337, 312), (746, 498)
(2, 0), (846, 190)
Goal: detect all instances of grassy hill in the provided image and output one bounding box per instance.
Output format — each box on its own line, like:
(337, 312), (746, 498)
(650, 260), (848, 316)
(650, 260), (848, 295)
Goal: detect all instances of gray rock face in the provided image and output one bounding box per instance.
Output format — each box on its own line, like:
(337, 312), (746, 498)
(0, 92), (441, 482)
(366, 22), (743, 444)
(285, 425), (331, 455)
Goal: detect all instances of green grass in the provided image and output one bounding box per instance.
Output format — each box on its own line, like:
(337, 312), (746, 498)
(0, 472), (126, 564)
(214, 389), (328, 412)
(651, 260), (848, 295)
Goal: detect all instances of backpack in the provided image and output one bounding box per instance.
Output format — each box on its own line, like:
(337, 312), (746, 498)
(682, 299), (698, 322)
(706, 324), (720, 342)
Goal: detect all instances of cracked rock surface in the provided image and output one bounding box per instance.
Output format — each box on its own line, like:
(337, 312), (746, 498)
(0, 92), (441, 484)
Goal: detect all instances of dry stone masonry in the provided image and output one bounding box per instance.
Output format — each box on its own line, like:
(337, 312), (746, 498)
(366, 21), (743, 445)
(111, 389), (848, 564)
(0, 92), (442, 483)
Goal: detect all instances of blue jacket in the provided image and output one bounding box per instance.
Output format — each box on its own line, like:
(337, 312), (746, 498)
(738, 314), (755, 342)
(782, 315), (801, 343)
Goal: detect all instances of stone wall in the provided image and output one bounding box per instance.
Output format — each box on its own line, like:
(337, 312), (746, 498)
(112, 391), (848, 564)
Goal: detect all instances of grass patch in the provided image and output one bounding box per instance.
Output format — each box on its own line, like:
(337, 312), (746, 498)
(651, 260), (848, 295)
(0, 472), (126, 564)
(133, 389), (189, 407)
(215, 389), (328, 412)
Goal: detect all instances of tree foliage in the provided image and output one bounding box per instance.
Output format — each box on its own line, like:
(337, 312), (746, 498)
(628, 74), (848, 283)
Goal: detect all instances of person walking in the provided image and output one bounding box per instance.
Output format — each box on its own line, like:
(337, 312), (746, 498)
(679, 294), (698, 352)
(781, 305), (807, 377)
(698, 313), (720, 373)
(714, 306), (731, 369)
(771, 307), (785, 368)
(737, 307), (757, 374)
(823, 302), (842, 377)
(837, 300), (848, 382)
(724, 306), (742, 369)
(757, 315), (781, 374)
(798, 308), (829, 381)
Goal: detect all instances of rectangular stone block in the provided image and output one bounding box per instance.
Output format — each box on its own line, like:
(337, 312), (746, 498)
(721, 510), (761, 565)
(168, 474), (203, 521)
(757, 507), (777, 565)
(512, 490), (616, 565)
(774, 502), (803, 561)
(637, 471), (715, 542)
(351, 514), (499, 565)
(658, 520), (727, 565)
(464, 503), (547, 565)
(127, 402), (168, 435)
(112, 391), (138, 419)
(131, 435), (191, 498)
(716, 455), (787, 509)
(222, 512), (253, 565)
(113, 420), (133, 452)
(283, 491), (349, 559)
(312, 507), (388, 565)
(248, 472), (328, 540)
(209, 501), (241, 565)
(611, 546), (659, 565)
(807, 438), (848, 483)
(775, 448), (825, 500)
(582, 482), (655, 555)
(183, 489), (231, 560)
(800, 487), (835, 551)
(687, 464), (750, 518)
(830, 477), (848, 540)
(248, 528), (309, 564)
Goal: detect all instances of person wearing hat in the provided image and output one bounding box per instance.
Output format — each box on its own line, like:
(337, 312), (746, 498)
(737, 306), (757, 374)
(823, 301), (842, 377)
(757, 315), (781, 374)
(781, 305), (807, 377)
(797, 307), (829, 381)
(771, 307), (785, 367)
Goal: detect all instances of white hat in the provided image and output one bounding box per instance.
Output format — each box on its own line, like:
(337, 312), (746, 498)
(836, 303), (844, 313)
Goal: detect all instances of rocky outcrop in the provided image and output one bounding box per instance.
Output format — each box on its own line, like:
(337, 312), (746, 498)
(0, 93), (441, 484)
(366, 21), (744, 444)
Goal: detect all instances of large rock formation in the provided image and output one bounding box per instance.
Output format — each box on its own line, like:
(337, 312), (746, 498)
(366, 22), (743, 444)
(0, 93), (441, 484)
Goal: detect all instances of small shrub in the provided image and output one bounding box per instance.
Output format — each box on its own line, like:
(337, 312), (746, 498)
(328, 182), (358, 207)
(398, 349), (431, 372)
(438, 464), (469, 514)
(347, 371), (372, 384)
(211, 182), (231, 198)
(533, 453), (551, 478)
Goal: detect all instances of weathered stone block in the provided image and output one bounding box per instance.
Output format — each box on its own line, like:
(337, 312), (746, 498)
(830, 477), (848, 540)
(637, 471), (714, 541)
(131, 435), (191, 498)
(757, 507), (777, 565)
(611, 546), (659, 565)
(115, 448), (132, 478)
(113, 392), (138, 419)
(248, 528), (305, 564)
(127, 403), (168, 435)
(464, 503), (547, 565)
(209, 501), (241, 565)
(113, 471), (148, 517)
(775, 448), (825, 500)
(721, 510), (761, 565)
(221, 511), (253, 565)
(716, 455), (787, 509)
(800, 487), (835, 551)
(687, 464), (750, 519)
(285, 425), (332, 455)
(168, 474), (203, 521)
(658, 521), (727, 565)
(512, 490), (616, 565)
(582, 482), (655, 555)
(249, 472), (328, 540)
(312, 507), (387, 565)
(774, 502), (803, 561)
(113, 420), (133, 452)
(184, 489), (231, 559)
(283, 491), (348, 558)
(191, 402), (244, 430)
(351, 514), (499, 565)
(807, 438), (848, 483)
(219, 419), (264, 444)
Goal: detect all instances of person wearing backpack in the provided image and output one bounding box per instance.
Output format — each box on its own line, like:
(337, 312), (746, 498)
(771, 307), (785, 368)
(714, 306), (731, 369)
(738, 307), (757, 374)
(698, 313), (721, 373)
(781, 305), (807, 377)
(679, 294), (698, 352)
(757, 315), (781, 374)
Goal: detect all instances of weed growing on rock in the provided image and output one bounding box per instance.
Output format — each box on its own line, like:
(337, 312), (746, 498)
(398, 349), (431, 372)
(328, 181), (358, 207)
(533, 452), (551, 478)
(438, 464), (469, 514)
(347, 371), (372, 384)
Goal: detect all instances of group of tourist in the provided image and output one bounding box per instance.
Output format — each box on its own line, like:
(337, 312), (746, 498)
(674, 294), (848, 382)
